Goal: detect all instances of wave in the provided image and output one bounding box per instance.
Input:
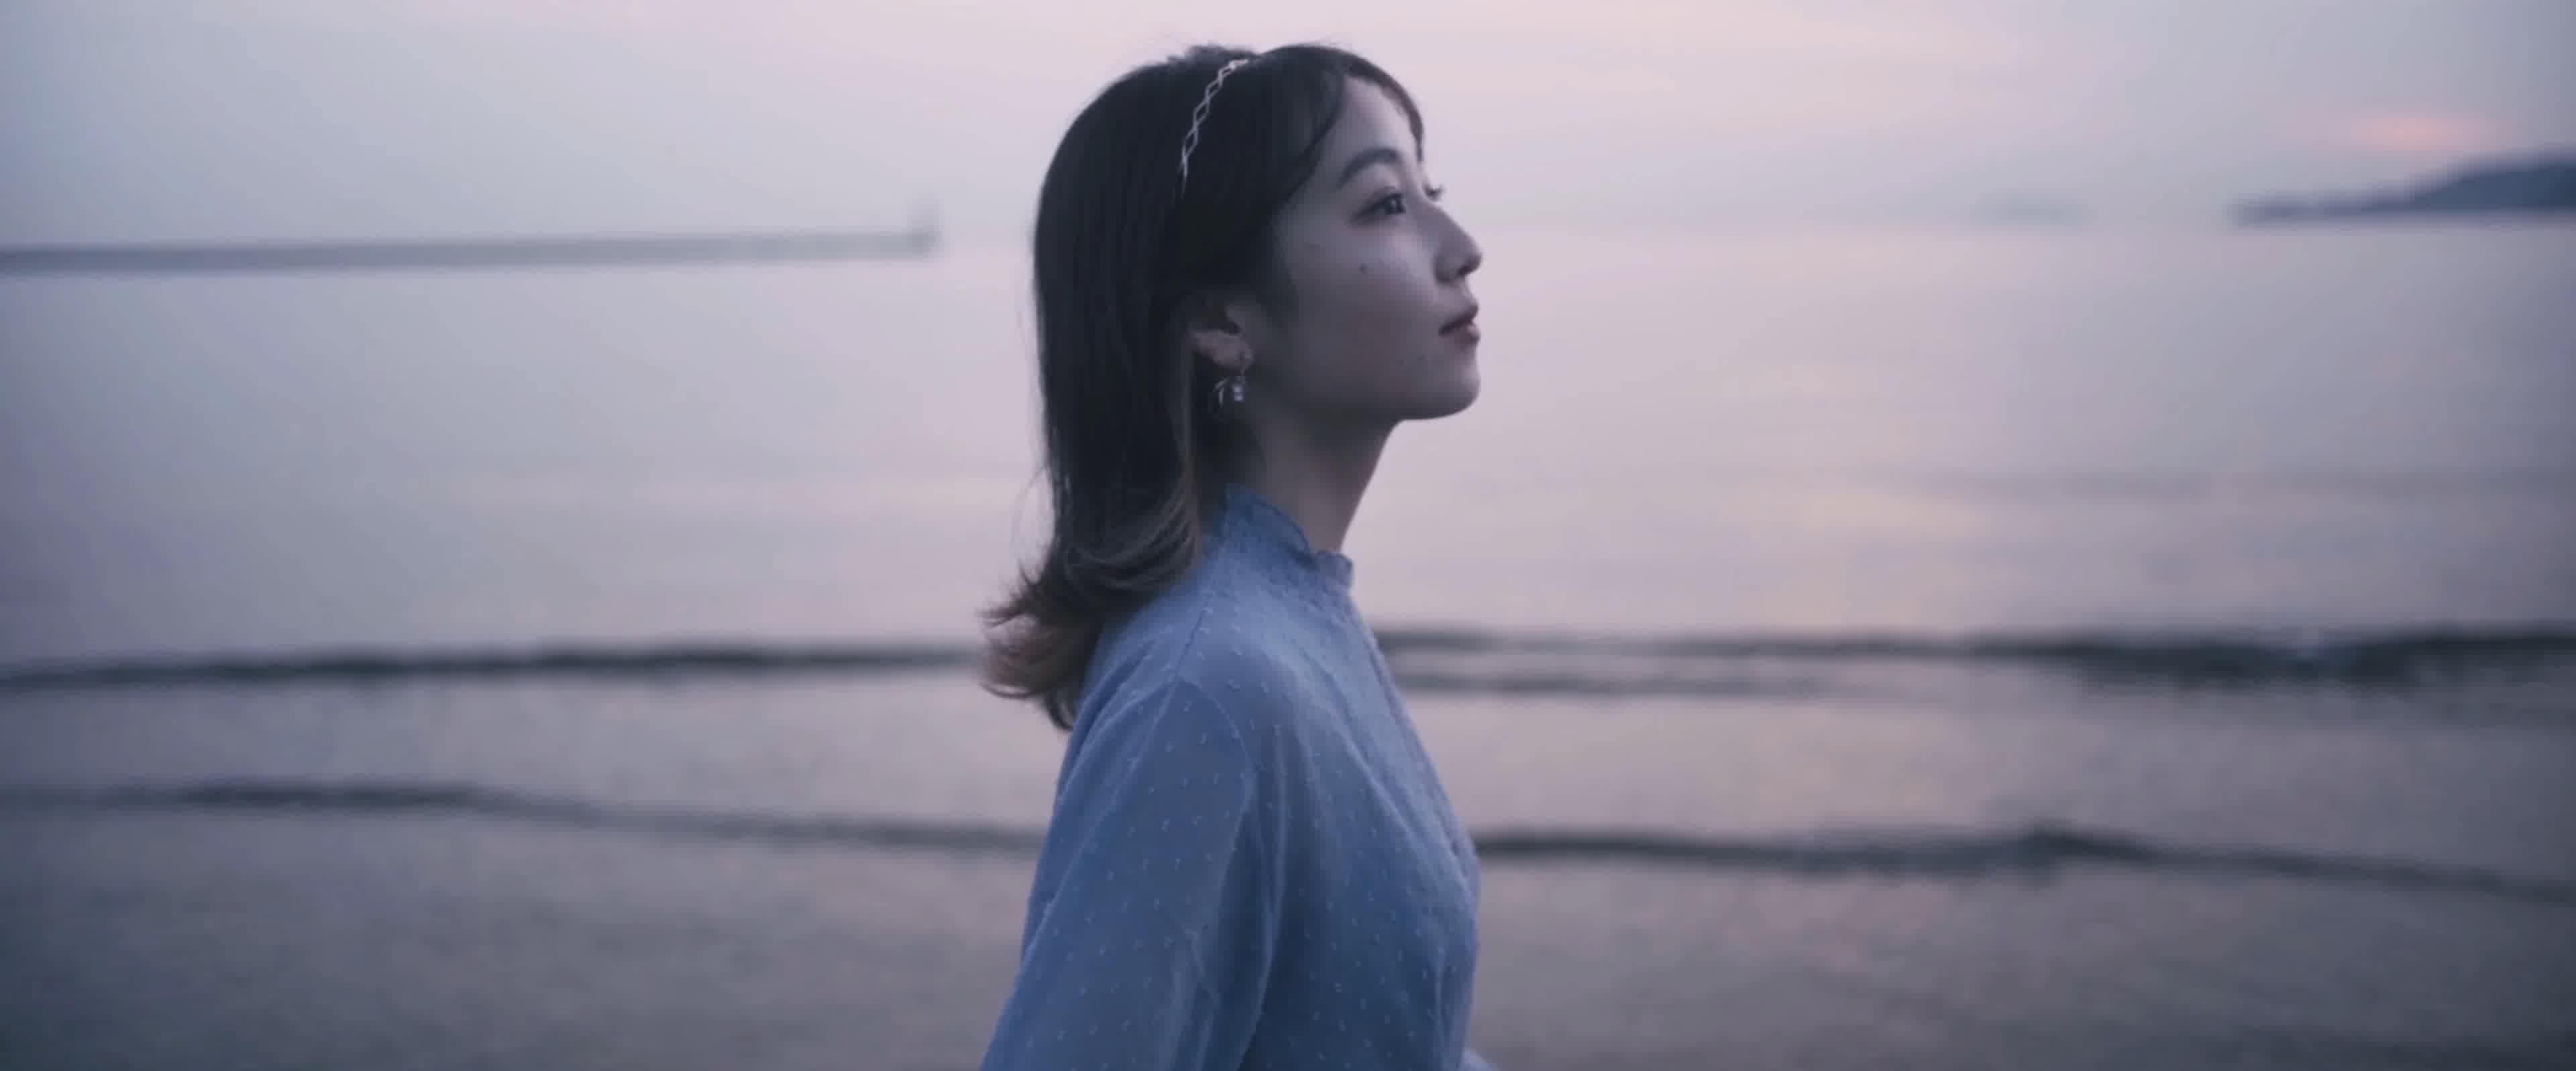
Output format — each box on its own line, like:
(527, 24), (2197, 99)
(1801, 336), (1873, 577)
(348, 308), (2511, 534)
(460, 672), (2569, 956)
(0, 781), (1042, 856)
(3, 624), (2571, 697)
(3, 779), (2569, 907)
(1376, 623), (2576, 695)
(0, 642), (977, 691)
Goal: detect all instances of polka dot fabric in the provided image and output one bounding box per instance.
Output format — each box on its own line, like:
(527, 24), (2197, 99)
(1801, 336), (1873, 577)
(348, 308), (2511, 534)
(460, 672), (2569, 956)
(980, 484), (1495, 1071)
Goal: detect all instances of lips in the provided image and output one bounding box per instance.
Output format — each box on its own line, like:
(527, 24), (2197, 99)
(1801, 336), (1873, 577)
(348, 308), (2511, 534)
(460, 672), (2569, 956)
(1440, 304), (1480, 336)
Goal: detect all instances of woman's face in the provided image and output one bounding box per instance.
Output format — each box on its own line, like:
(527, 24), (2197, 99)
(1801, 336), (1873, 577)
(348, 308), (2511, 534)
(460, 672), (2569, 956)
(1237, 77), (1485, 427)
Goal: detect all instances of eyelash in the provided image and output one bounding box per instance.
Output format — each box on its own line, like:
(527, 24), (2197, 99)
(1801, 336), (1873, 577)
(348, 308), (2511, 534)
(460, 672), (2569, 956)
(1367, 185), (1446, 218)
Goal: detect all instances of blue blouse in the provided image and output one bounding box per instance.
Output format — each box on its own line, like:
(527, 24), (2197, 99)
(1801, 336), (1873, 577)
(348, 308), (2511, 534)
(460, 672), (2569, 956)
(979, 484), (1493, 1070)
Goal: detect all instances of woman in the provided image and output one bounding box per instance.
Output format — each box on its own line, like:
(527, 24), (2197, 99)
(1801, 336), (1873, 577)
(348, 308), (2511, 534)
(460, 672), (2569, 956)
(976, 41), (1497, 1071)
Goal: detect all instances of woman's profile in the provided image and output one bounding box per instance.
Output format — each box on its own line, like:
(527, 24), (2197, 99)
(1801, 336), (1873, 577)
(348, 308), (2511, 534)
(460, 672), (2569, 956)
(976, 40), (1495, 1071)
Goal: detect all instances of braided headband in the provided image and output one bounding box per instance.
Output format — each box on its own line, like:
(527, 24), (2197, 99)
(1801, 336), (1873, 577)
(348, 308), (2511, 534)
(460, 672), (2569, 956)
(1175, 56), (1252, 192)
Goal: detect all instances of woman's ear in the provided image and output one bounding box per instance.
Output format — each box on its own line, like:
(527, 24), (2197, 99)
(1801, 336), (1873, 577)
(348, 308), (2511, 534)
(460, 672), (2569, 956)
(1179, 291), (1256, 375)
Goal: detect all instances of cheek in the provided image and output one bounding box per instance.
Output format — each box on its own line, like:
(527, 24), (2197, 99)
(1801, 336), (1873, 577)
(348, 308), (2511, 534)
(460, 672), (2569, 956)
(1300, 247), (1436, 353)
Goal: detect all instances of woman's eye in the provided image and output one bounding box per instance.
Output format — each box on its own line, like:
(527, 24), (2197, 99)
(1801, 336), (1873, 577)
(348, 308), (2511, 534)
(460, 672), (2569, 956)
(1368, 192), (1407, 217)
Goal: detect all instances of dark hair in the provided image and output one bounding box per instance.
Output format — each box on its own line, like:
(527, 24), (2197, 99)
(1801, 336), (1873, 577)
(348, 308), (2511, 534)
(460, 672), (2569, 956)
(981, 43), (1427, 729)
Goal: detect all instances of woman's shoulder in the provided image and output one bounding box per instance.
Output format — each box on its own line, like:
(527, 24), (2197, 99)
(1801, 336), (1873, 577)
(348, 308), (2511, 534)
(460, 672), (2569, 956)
(1081, 566), (1323, 732)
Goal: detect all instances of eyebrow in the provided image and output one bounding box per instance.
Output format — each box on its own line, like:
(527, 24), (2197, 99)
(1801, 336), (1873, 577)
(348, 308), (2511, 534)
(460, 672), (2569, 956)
(1334, 146), (1409, 189)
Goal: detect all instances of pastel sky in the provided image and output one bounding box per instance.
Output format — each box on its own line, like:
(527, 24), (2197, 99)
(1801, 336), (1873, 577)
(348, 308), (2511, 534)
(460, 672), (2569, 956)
(4, 0), (2571, 241)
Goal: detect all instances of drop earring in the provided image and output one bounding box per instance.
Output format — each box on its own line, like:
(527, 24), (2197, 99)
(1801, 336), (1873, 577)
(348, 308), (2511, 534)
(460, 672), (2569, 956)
(1212, 368), (1248, 417)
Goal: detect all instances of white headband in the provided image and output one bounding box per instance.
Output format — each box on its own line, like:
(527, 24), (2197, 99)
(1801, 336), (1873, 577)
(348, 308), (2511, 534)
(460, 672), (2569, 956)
(1175, 57), (1252, 192)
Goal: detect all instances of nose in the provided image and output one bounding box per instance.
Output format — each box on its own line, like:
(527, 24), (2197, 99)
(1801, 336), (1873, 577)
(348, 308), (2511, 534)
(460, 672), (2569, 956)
(1437, 206), (1483, 284)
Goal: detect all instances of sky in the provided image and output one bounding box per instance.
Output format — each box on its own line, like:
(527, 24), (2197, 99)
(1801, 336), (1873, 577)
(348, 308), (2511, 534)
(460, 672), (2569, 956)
(3, 0), (2572, 242)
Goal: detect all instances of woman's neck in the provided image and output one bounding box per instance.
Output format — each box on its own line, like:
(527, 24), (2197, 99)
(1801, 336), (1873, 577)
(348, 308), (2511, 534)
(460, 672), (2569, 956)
(1226, 416), (1393, 554)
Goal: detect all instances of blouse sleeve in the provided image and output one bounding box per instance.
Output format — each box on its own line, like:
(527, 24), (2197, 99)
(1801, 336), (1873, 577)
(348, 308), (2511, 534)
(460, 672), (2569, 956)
(979, 680), (1281, 1071)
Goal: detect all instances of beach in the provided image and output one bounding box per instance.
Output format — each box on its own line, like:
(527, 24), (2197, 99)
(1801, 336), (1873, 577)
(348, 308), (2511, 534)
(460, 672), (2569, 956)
(5, 224), (2574, 1068)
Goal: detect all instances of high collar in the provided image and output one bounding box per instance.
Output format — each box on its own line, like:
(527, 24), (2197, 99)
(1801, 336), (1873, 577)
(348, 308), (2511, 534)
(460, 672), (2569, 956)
(1219, 482), (1356, 591)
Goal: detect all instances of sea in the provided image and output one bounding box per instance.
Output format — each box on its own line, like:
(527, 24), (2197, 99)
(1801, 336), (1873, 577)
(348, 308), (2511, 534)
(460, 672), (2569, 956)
(3, 222), (2573, 1070)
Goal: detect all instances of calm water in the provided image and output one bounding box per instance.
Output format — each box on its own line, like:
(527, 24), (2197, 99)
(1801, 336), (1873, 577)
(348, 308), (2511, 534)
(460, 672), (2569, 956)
(3, 224), (2573, 1070)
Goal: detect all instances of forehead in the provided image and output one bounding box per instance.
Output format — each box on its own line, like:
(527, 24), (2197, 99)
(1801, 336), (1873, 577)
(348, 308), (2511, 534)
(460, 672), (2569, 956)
(1314, 78), (1419, 174)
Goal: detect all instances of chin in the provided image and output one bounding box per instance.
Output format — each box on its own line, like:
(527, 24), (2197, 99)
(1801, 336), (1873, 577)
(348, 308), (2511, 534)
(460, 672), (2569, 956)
(1405, 367), (1481, 420)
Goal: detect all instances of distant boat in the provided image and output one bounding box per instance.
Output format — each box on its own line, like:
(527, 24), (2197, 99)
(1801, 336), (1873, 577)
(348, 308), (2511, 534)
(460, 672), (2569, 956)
(0, 220), (941, 274)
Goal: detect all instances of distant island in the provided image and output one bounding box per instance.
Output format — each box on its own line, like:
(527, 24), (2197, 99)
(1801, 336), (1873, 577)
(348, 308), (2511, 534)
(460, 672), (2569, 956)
(2235, 154), (2576, 225)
